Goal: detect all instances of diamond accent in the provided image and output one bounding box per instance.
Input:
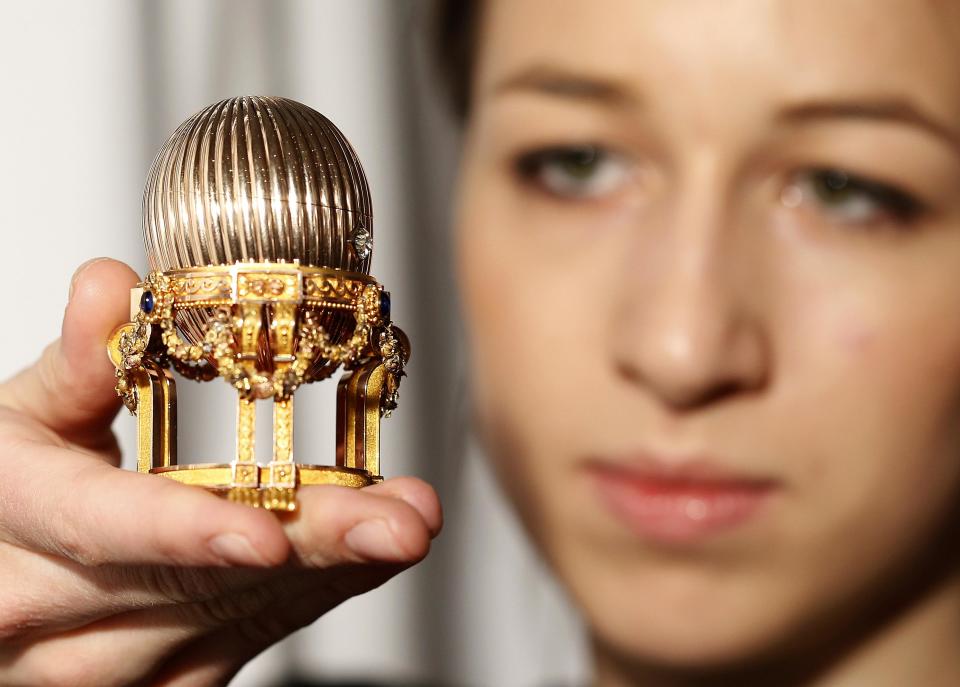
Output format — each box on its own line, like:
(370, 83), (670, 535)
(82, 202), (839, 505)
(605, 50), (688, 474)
(351, 224), (372, 261)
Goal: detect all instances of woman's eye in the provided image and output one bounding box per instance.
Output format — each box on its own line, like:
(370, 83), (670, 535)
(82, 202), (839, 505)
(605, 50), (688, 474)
(514, 145), (633, 200)
(783, 168), (924, 227)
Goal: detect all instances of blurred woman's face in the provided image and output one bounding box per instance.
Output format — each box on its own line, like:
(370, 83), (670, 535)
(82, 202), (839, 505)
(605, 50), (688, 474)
(454, 0), (960, 675)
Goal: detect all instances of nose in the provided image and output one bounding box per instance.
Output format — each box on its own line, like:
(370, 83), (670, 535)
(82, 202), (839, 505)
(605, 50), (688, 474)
(611, 189), (769, 411)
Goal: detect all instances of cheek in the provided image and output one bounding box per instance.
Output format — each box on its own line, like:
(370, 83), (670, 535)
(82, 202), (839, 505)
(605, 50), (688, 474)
(457, 225), (601, 437)
(843, 308), (960, 480)
(767, 215), (960, 490)
(453, 169), (621, 474)
(779, 264), (960, 554)
(808, 293), (960, 454)
(833, 316), (876, 356)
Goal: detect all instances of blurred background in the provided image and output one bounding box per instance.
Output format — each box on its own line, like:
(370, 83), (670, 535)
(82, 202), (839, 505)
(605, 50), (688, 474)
(0, 1), (587, 685)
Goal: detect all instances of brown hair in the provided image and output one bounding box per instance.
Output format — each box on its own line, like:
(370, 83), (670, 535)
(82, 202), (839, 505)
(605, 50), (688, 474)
(432, 0), (480, 119)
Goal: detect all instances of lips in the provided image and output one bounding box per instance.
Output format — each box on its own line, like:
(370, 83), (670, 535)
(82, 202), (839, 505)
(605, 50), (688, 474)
(584, 457), (780, 545)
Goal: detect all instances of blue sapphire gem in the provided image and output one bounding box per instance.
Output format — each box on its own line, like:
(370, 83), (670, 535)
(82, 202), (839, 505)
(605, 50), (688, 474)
(379, 290), (391, 320)
(140, 289), (155, 314)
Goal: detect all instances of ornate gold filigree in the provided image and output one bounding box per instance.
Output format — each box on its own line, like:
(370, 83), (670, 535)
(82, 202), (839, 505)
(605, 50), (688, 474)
(110, 263), (407, 511)
(377, 325), (409, 418)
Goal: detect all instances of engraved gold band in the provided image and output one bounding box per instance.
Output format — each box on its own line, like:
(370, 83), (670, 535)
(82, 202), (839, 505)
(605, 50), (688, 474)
(134, 264), (378, 314)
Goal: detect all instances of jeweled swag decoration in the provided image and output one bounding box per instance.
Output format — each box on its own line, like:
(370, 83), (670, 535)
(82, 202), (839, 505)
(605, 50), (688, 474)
(108, 96), (410, 511)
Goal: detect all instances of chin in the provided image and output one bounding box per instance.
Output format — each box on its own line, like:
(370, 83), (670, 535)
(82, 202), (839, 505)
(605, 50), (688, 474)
(556, 552), (816, 674)
(590, 602), (787, 671)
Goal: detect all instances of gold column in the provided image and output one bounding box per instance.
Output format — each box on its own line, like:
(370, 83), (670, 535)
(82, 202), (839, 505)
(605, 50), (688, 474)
(335, 360), (386, 478)
(229, 303), (263, 505)
(263, 302), (298, 511)
(108, 324), (178, 474)
(132, 362), (178, 473)
(336, 370), (359, 470)
(356, 363), (386, 478)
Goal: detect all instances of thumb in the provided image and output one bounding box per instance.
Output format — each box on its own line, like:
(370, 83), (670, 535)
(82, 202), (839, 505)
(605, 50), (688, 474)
(0, 257), (139, 445)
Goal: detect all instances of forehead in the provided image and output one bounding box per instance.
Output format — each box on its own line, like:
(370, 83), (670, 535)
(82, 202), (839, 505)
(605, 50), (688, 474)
(476, 0), (960, 115)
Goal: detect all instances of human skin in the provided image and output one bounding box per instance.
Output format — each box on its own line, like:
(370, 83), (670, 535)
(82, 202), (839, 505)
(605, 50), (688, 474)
(0, 258), (442, 685)
(454, 1), (960, 685)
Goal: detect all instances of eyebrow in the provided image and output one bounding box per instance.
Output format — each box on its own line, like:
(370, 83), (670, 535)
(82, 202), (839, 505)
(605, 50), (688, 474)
(490, 68), (960, 153)
(779, 98), (960, 152)
(491, 65), (640, 107)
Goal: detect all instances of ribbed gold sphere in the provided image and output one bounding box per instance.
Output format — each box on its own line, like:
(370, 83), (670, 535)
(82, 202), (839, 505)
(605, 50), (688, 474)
(143, 96), (373, 272)
(142, 96), (374, 379)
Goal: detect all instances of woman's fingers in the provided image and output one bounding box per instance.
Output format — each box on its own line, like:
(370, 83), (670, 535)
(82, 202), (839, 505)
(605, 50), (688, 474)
(0, 544), (277, 642)
(0, 475), (439, 638)
(147, 565), (406, 687)
(0, 443), (290, 569)
(283, 481), (439, 567)
(0, 573), (326, 687)
(0, 258), (138, 452)
(0, 446), (436, 571)
(364, 476), (444, 537)
(0, 564), (401, 687)
(0, 481), (441, 685)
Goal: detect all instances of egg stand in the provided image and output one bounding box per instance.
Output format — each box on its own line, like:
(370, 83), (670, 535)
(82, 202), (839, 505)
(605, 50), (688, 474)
(107, 262), (408, 512)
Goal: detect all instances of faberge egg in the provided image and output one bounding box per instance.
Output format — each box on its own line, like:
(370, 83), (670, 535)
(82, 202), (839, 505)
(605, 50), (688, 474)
(142, 96), (375, 381)
(108, 96), (408, 510)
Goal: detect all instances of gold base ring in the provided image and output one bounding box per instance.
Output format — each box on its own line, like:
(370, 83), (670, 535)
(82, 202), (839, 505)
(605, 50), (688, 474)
(149, 463), (381, 490)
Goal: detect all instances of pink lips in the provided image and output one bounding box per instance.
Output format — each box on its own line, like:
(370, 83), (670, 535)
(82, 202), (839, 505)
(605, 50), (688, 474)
(584, 457), (779, 544)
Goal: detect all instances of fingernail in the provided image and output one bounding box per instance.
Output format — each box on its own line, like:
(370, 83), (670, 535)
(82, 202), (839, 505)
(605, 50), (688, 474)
(68, 257), (111, 301)
(209, 533), (269, 566)
(344, 519), (403, 561)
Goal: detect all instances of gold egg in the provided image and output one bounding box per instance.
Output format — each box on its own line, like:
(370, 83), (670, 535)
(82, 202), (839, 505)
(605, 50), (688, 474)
(143, 95), (373, 273)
